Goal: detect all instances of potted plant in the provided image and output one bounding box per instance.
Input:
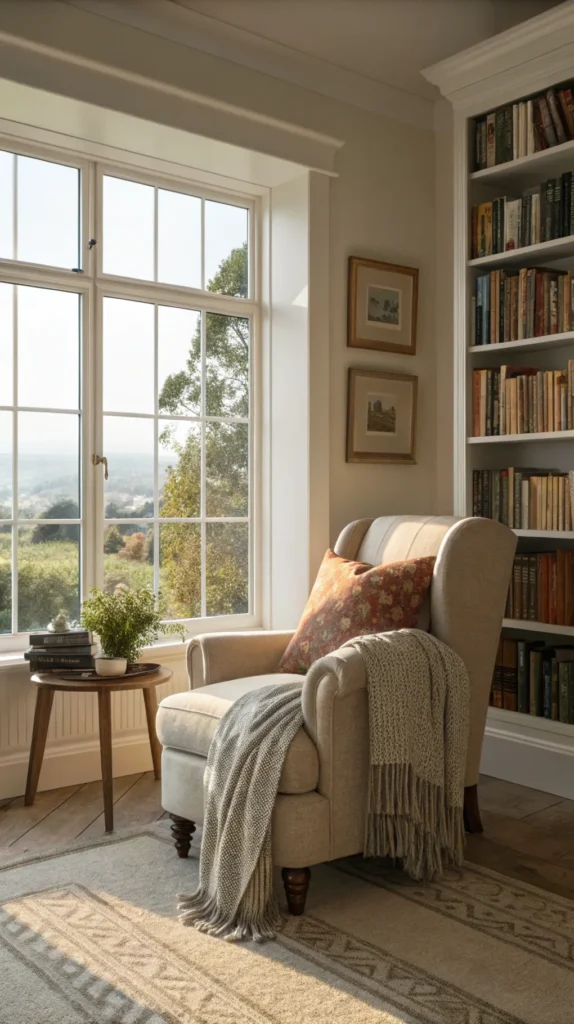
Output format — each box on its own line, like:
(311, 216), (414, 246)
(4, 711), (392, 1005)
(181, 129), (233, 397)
(81, 585), (185, 677)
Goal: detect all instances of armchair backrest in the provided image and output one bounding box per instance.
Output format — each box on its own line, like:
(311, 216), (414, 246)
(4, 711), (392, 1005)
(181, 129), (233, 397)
(334, 514), (516, 785)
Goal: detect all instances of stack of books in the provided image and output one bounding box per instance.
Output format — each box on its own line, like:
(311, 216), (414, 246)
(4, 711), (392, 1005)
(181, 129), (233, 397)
(491, 637), (574, 722)
(472, 362), (574, 436)
(473, 467), (574, 530)
(472, 267), (574, 345)
(470, 172), (574, 260)
(474, 86), (574, 169)
(24, 629), (96, 671)
(506, 550), (574, 625)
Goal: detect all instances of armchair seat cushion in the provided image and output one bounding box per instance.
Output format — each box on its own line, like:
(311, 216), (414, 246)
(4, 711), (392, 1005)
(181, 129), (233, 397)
(157, 674), (319, 795)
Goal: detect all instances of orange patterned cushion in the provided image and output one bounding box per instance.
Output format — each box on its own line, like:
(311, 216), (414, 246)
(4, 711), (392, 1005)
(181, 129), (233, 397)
(278, 549), (436, 675)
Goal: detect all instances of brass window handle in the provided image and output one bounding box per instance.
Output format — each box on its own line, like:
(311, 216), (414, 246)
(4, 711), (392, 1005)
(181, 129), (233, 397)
(92, 454), (109, 480)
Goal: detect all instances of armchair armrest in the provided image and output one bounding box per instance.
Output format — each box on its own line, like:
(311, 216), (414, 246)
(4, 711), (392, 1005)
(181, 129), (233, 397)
(301, 646), (369, 860)
(187, 630), (295, 689)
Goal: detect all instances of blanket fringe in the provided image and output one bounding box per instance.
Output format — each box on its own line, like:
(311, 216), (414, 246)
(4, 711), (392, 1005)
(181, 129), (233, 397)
(365, 763), (465, 881)
(177, 829), (282, 942)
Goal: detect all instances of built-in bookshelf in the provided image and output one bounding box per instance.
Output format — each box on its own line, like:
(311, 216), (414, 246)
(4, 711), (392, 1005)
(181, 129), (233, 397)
(424, 7), (574, 798)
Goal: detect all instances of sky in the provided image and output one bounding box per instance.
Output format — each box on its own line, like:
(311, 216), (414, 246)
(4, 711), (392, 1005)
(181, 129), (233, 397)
(0, 152), (249, 477)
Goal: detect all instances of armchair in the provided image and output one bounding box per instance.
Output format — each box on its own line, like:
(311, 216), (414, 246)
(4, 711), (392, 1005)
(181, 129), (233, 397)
(156, 514), (516, 914)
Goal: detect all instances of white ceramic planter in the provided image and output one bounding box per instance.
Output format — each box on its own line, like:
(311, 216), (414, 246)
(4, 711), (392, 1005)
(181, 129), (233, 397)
(95, 656), (128, 678)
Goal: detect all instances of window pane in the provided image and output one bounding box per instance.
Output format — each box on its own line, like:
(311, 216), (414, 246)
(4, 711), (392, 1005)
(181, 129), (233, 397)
(0, 526), (11, 633)
(158, 305), (200, 417)
(104, 521), (153, 595)
(104, 416), (154, 519)
(158, 189), (201, 289)
(159, 420), (201, 518)
(205, 201), (248, 296)
(0, 151), (13, 260)
(18, 412), (79, 519)
(103, 176), (154, 279)
(206, 522), (248, 617)
(18, 523), (80, 633)
(160, 523), (200, 619)
(18, 287), (80, 410)
(103, 297), (154, 414)
(17, 156), (80, 269)
(0, 283), (13, 407)
(206, 312), (249, 417)
(206, 422), (248, 518)
(0, 412), (12, 519)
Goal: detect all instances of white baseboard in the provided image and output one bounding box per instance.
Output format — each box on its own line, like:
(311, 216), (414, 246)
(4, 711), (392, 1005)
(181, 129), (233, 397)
(0, 732), (154, 800)
(481, 708), (574, 800)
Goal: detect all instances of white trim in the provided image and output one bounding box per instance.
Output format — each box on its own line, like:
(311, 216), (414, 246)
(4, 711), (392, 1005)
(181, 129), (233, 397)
(0, 23), (342, 175)
(481, 706), (574, 800)
(67, 0), (433, 131)
(469, 235), (574, 269)
(469, 332), (574, 355)
(468, 431), (574, 444)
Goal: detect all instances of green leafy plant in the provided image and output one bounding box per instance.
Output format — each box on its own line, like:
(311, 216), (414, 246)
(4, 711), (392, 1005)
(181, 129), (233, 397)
(81, 585), (185, 662)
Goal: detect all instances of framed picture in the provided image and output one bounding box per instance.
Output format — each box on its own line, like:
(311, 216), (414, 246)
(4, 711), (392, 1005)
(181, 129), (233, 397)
(348, 256), (418, 354)
(347, 368), (417, 464)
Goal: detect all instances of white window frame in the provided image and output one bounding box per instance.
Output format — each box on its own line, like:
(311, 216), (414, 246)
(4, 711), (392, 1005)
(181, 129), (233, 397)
(0, 137), (261, 653)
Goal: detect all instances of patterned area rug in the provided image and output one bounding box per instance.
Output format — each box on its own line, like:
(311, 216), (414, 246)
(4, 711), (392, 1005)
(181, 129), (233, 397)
(1, 822), (572, 1023)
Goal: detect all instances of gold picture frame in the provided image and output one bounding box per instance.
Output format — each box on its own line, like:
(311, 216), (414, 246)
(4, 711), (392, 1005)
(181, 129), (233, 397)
(346, 368), (417, 464)
(348, 256), (418, 354)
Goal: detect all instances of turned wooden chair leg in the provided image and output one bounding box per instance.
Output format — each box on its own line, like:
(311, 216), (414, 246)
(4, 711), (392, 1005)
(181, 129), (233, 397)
(169, 814), (196, 857)
(282, 867), (311, 916)
(464, 784), (483, 834)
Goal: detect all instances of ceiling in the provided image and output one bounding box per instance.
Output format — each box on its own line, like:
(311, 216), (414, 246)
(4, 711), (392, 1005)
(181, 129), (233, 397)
(172, 0), (562, 100)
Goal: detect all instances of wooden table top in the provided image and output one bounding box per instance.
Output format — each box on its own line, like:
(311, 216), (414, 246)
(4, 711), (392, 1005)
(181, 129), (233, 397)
(30, 665), (173, 693)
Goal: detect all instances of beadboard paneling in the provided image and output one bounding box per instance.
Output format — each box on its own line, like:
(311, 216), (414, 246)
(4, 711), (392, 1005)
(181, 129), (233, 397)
(0, 648), (188, 798)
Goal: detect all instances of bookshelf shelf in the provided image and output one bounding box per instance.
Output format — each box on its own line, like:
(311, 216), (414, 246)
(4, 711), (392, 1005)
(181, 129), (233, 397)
(469, 234), (574, 269)
(503, 618), (574, 636)
(469, 137), (574, 188)
(469, 331), (574, 355)
(514, 529), (574, 538)
(468, 430), (574, 444)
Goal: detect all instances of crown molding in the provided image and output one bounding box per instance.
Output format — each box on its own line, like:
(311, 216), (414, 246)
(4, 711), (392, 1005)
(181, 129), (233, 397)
(66, 0), (433, 131)
(422, 1), (574, 113)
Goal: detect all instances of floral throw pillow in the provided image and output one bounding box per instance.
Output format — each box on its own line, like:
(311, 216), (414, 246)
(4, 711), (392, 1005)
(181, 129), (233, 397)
(278, 548), (436, 675)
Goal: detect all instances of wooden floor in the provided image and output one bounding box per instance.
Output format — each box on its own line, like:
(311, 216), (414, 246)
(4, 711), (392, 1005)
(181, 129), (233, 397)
(2, 773), (574, 899)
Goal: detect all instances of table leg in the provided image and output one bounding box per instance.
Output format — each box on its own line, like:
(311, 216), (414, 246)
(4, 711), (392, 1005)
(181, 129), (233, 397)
(98, 689), (114, 832)
(143, 686), (162, 781)
(24, 688), (54, 806)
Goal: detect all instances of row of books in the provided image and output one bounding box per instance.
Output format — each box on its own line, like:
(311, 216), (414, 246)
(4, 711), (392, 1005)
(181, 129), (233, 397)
(471, 173), (574, 259)
(491, 637), (574, 722)
(472, 363), (574, 436)
(24, 629), (95, 671)
(472, 469), (574, 531)
(472, 268), (574, 345)
(506, 551), (574, 625)
(475, 86), (574, 170)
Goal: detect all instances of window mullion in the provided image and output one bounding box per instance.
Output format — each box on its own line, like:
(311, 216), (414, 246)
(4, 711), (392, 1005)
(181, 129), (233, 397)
(154, 302), (159, 607)
(11, 282), (17, 634)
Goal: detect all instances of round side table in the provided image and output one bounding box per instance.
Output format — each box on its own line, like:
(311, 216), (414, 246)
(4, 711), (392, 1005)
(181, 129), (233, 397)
(24, 666), (172, 833)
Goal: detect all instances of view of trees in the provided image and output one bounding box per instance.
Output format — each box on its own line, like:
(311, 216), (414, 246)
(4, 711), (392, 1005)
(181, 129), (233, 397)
(0, 242), (250, 633)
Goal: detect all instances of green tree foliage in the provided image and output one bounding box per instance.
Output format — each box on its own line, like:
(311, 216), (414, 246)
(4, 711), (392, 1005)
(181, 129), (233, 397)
(158, 242), (249, 617)
(31, 500), (79, 544)
(103, 525), (124, 554)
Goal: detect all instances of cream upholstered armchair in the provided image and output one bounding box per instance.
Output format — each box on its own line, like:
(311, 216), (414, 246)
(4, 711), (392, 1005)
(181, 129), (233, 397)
(156, 514), (516, 915)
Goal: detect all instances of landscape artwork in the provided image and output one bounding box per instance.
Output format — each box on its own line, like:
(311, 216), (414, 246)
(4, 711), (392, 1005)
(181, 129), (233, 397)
(367, 286), (401, 328)
(366, 393), (397, 434)
(348, 256), (418, 354)
(347, 369), (417, 464)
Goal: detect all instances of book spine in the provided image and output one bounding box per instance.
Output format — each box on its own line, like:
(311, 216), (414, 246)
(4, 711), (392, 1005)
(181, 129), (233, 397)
(517, 641), (528, 713)
(543, 654), (553, 718)
(486, 112), (496, 167)
(538, 96), (558, 147)
(29, 632), (91, 647)
(558, 88), (574, 138)
(27, 654), (95, 668)
(547, 88), (567, 144)
(559, 662), (569, 722)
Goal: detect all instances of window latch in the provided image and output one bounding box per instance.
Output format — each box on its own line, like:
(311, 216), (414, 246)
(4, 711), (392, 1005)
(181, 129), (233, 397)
(88, 238), (97, 250)
(92, 454), (109, 480)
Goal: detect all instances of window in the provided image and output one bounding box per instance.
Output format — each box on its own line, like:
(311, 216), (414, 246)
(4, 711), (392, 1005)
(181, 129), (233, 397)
(0, 146), (256, 645)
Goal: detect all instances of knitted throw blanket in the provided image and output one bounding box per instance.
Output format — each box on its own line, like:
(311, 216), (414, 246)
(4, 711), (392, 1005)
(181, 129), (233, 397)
(347, 629), (469, 880)
(178, 681), (304, 942)
(178, 629), (469, 941)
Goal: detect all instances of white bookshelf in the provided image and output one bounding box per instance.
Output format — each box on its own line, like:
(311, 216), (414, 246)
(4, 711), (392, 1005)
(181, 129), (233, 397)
(424, 7), (574, 798)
